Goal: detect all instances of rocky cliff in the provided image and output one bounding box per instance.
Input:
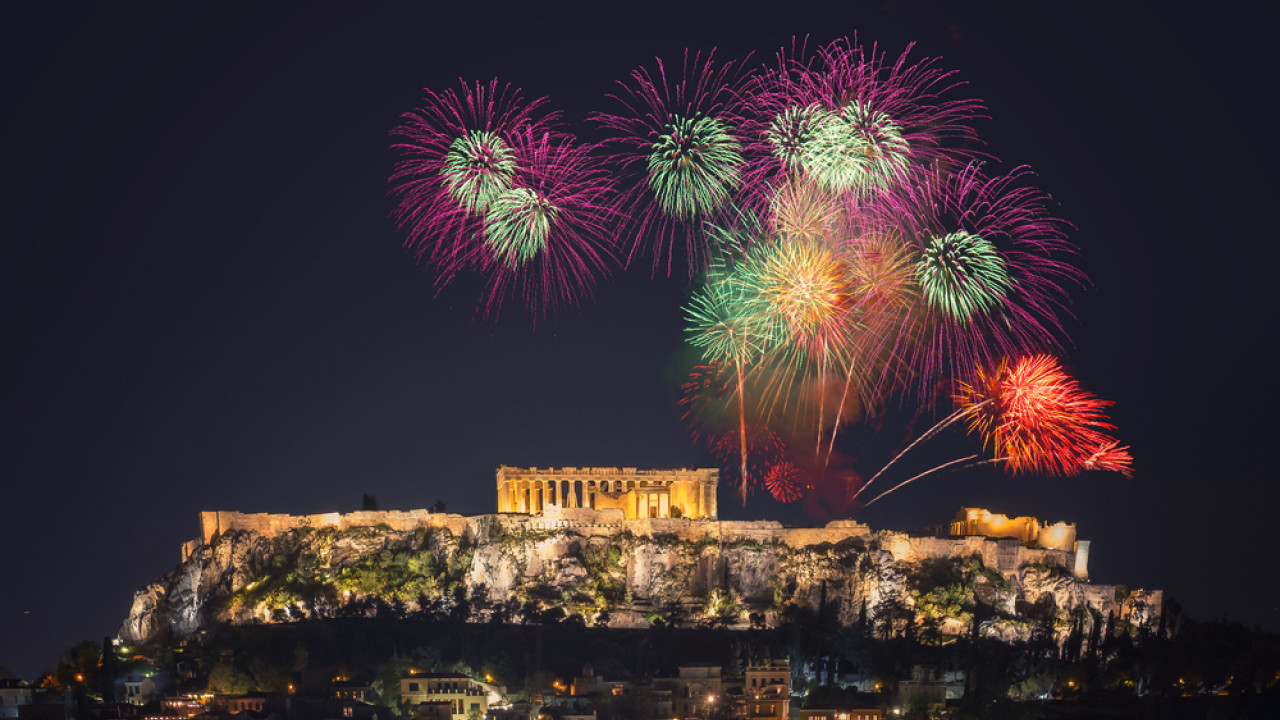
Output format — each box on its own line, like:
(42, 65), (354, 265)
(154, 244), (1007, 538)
(121, 510), (1161, 648)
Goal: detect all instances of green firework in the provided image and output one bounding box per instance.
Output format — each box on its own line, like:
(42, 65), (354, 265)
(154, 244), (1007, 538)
(646, 114), (744, 220)
(779, 102), (910, 194)
(916, 231), (1012, 320)
(836, 102), (911, 191)
(441, 130), (518, 213)
(765, 105), (828, 172)
(685, 274), (760, 363)
(484, 187), (558, 267)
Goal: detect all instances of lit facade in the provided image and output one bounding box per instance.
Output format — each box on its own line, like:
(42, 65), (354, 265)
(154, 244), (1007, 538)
(744, 660), (790, 720)
(495, 466), (718, 519)
(400, 674), (487, 720)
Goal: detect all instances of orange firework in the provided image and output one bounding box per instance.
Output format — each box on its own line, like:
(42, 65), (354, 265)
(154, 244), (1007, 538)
(957, 354), (1132, 477)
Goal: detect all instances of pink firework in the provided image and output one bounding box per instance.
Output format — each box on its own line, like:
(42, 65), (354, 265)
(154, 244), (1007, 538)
(741, 36), (985, 206)
(390, 82), (616, 317)
(878, 163), (1083, 394)
(591, 50), (754, 275)
(390, 79), (557, 273)
(469, 129), (618, 317)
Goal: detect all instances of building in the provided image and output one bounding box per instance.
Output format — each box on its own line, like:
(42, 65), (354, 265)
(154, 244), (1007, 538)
(124, 675), (159, 706)
(948, 507), (1090, 579)
(332, 684), (371, 703)
(743, 660), (790, 720)
(896, 666), (946, 711)
(400, 674), (488, 720)
(213, 694), (267, 714)
(653, 665), (722, 720)
(410, 701), (453, 720)
(495, 467), (718, 519)
(796, 710), (882, 720)
(0, 680), (32, 719)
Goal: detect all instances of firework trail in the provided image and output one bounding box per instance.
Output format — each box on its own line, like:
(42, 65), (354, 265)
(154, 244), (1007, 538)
(856, 355), (1132, 506)
(591, 50), (753, 275)
(686, 272), (765, 502)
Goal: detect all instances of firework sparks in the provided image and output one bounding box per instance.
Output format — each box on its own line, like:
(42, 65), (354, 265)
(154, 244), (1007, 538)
(390, 79), (555, 269)
(764, 461), (806, 503)
(647, 113), (745, 220)
(956, 354), (1132, 477)
(441, 130), (519, 214)
(916, 230), (1012, 321)
(743, 36), (984, 200)
(591, 50), (751, 274)
(472, 129), (618, 318)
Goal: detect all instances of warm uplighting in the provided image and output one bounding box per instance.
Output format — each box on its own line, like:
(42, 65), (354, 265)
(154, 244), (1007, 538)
(485, 674), (494, 683)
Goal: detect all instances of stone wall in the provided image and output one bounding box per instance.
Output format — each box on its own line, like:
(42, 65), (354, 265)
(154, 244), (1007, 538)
(198, 509), (469, 546)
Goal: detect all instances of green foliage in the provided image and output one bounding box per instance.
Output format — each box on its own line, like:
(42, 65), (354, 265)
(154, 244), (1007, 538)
(336, 548), (441, 602)
(914, 582), (975, 625)
(702, 588), (740, 626)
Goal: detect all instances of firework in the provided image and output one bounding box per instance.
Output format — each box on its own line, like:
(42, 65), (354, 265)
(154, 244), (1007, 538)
(591, 50), (751, 274)
(707, 425), (788, 497)
(764, 461), (805, 503)
(678, 362), (738, 443)
(441, 130), (519, 214)
(878, 163), (1082, 392)
(767, 176), (847, 243)
(743, 36), (984, 200)
(916, 230), (1012, 321)
(647, 113), (744, 220)
(956, 354), (1132, 477)
(470, 130), (618, 317)
(390, 79), (556, 270)
(483, 186), (558, 267)
(740, 235), (859, 361)
(1080, 440), (1134, 478)
(685, 274), (763, 502)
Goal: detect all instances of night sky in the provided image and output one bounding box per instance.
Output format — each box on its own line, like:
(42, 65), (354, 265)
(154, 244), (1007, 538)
(5, 2), (1276, 680)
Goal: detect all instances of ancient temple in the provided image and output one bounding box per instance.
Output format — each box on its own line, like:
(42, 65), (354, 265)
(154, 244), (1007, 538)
(495, 466), (718, 519)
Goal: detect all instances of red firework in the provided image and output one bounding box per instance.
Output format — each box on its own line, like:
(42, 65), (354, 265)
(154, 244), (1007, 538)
(957, 355), (1132, 477)
(764, 461), (806, 503)
(707, 425), (787, 497)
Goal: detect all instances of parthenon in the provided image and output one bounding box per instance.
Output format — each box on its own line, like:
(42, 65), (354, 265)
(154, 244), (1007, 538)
(495, 466), (719, 519)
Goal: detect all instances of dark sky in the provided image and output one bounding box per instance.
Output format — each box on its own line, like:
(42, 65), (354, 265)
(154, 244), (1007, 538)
(4, 2), (1276, 679)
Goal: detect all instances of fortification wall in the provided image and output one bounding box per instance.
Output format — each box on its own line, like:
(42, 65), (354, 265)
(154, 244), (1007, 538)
(194, 507), (877, 554)
(198, 509), (469, 545)
(949, 507), (1077, 552)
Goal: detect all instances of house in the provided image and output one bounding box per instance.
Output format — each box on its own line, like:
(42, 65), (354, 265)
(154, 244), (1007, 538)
(796, 710), (882, 720)
(653, 665), (722, 720)
(400, 674), (489, 720)
(0, 681), (33, 720)
(743, 660), (790, 720)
